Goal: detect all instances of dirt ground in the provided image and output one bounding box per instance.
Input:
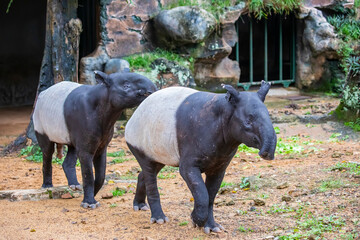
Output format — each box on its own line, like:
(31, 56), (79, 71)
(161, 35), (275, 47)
(0, 92), (359, 240)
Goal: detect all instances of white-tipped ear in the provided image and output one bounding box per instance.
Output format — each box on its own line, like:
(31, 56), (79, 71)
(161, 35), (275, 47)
(257, 80), (271, 102)
(222, 84), (240, 105)
(94, 71), (110, 87)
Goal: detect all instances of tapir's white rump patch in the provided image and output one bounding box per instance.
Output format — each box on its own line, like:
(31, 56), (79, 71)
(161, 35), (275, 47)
(33, 81), (81, 144)
(125, 87), (198, 166)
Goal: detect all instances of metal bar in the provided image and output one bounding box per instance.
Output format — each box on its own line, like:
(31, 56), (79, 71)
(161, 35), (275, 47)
(264, 19), (268, 82)
(250, 18), (253, 83)
(279, 16), (283, 81)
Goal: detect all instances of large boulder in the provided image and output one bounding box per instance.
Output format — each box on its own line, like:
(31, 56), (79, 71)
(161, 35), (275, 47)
(296, 7), (340, 88)
(104, 58), (130, 74)
(79, 46), (110, 85)
(149, 58), (196, 89)
(154, 6), (216, 48)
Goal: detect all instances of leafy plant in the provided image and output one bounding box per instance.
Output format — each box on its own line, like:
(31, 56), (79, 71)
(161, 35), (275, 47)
(179, 221), (188, 226)
(329, 161), (360, 175)
(344, 118), (360, 131)
(124, 48), (193, 72)
(238, 225), (253, 232)
(112, 187), (127, 197)
(267, 204), (294, 214)
(107, 150), (126, 158)
(318, 179), (352, 192)
(248, 0), (301, 20)
(109, 203), (117, 208)
(274, 126), (280, 134)
(240, 177), (250, 189)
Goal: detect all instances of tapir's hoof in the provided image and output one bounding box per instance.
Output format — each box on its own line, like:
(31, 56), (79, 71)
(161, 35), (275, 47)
(81, 201), (100, 209)
(69, 185), (82, 191)
(133, 203), (149, 211)
(203, 224), (225, 234)
(150, 216), (169, 224)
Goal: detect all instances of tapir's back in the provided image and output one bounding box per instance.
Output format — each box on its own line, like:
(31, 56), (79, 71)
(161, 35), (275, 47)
(125, 87), (198, 166)
(33, 81), (81, 144)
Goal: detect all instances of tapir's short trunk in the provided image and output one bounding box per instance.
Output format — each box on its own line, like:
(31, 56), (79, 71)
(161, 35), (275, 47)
(259, 128), (277, 160)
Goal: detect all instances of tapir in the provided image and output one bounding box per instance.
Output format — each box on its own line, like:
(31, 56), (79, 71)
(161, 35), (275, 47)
(125, 81), (277, 233)
(33, 70), (157, 208)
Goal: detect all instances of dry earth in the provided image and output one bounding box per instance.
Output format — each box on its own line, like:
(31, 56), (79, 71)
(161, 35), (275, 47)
(0, 91), (359, 240)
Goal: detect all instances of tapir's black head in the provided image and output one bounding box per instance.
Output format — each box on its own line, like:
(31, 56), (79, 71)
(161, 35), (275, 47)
(94, 70), (157, 109)
(223, 81), (277, 160)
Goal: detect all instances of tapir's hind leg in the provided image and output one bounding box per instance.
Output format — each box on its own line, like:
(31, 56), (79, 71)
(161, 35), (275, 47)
(35, 132), (55, 188)
(128, 143), (168, 224)
(133, 171), (150, 211)
(62, 146), (81, 190)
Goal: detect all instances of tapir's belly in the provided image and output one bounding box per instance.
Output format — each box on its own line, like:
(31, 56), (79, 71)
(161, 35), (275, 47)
(33, 81), (81, 144)
(125, 87), (198, 166)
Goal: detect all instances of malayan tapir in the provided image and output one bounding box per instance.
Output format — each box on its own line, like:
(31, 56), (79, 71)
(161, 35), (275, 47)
(125, 81), (277, 233)
(33, 70), (157, 208)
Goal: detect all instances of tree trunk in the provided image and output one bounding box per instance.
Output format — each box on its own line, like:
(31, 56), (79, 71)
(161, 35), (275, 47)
(27, 0), (82, 143)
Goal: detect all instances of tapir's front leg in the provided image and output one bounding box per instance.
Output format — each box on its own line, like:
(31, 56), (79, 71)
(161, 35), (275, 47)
(204, 171), (226, 234)
(93, 148), (107, 196)
(179, 162), (209, 227)
(78, 151), (99, 209)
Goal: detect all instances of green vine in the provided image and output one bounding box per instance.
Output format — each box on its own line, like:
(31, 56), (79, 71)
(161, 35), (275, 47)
(6, 0), (14, 13)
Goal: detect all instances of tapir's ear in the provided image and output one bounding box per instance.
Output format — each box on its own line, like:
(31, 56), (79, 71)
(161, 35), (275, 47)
(222, 84), (240, 105)
(94, 71), (110, 87)
(257, 80), (271, 102)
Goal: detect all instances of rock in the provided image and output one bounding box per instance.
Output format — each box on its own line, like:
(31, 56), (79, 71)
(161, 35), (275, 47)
(194, 57), (240, 91)
(154, 6), (216, 48)
(249, 206), (256, 211)
(79, 46), (110, 85)
(253, 199), (265, 206)
(101, 193), (114, 199)
(225, 199), (235, 206)
(276, 182), (289, 189)
(288, 189), (307, 197)
(331, 152), (342, 158)
(281, 196), (292, 202)
(149, 58), (196, 88)
(104, 59), (130, 74)
(296, 7), (340, 89)
(61, 193), (73, 199)
(62, 208), (69, 213)
(104, 0), (159, 58)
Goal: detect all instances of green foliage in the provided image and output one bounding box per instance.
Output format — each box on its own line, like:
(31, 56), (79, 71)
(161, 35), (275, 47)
(165, 0), (237, 20)
(107, 150), (126, 157)
(267, 204), (295, 214)
(179, 221), (188, 226)
(220, 181), (235, 188)
(237, 144), (259, 154)
(158, 166), (178, 179)
(279, 215), (345, 239)
(112, 187), (127, 197)
(248, 0), (301, 19)
(238, 225), (253, 232)
(327, 15), (360, 42)
(124, 48), (193, 72)
(329, 161), (360, 175)
(318, 179), (350, 192)
(344, 118), (360, 131)
(6, 0), (14, 13)
(274, 126), (280, 134)
(20, 145), (78, 165)
(107, 150), (130, 165)
(109, 203), (117, 208)
(341, 86), (360, 111)
(240, 177), (250, 189)
(275, 137), (303, 155)
(20, 145), (43, 163)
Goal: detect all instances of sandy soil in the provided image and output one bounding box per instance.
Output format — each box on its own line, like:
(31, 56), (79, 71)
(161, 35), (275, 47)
(0, 95), (359, 240)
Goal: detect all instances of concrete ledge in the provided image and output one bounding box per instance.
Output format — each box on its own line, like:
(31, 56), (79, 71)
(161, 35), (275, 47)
(0, 186), (79, 202)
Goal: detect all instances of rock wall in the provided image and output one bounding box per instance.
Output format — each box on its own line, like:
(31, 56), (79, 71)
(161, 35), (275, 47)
(79, 0), (350, 90)
(296, 7), (341, 89)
